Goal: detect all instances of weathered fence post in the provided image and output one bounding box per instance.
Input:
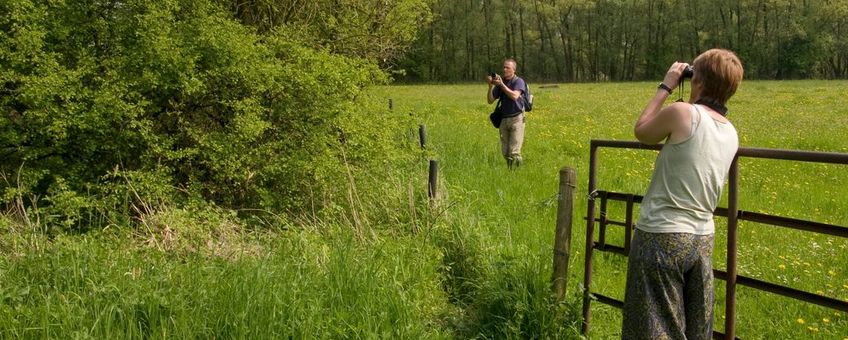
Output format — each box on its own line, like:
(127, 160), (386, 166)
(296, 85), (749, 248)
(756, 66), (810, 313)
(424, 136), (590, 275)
(389, 98), (393, 110)
(428, 159), (438, 200)
(552, 166), (577, 300)
(419, 124), (427, 149)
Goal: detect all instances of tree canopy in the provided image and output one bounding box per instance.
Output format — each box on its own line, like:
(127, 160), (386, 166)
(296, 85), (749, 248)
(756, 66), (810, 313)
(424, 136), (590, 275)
(399, 0), (848, 82)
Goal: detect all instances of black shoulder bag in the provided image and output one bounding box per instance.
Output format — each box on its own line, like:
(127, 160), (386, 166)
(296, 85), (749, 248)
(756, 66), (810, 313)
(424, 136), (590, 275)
(489, 97), (503, 128)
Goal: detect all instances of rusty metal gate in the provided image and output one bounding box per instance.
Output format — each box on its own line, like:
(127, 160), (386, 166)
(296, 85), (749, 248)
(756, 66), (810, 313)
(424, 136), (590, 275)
(581, 140), (848, 339)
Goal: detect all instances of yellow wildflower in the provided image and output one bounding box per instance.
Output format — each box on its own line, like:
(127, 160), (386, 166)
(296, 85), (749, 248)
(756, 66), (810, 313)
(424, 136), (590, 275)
(807, 326), (818, 332)
(822, 318), (830, 323)
(797, 318), (805, 324)
(778, 264), (786, 269)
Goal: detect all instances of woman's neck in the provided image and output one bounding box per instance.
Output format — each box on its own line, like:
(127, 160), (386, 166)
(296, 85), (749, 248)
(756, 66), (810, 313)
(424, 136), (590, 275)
(695, 97), (728, 116)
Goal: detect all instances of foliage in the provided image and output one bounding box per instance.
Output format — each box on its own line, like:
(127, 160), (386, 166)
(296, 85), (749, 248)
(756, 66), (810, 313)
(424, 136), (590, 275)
(217, 0), (433, 69)
(0, 0), (420, 230)
(399, 0), (848, 82)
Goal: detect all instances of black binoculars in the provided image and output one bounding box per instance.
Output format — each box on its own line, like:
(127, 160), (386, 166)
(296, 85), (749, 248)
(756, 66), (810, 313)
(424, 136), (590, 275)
(682, 65), (694, 78)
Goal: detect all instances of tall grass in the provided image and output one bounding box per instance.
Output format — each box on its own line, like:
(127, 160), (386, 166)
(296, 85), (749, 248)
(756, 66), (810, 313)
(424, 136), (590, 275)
(0, 221), (458, 339)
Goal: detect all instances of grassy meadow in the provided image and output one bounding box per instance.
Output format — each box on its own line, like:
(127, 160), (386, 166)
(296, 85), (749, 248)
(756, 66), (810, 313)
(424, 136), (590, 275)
(1, 80), (846, 339)
(380, 80), (848, 339)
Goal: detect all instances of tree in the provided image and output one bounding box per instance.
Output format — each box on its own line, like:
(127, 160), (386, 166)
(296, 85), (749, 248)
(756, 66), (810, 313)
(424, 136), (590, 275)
(398, 0), (848, 82)
(218, 0), (432, 69)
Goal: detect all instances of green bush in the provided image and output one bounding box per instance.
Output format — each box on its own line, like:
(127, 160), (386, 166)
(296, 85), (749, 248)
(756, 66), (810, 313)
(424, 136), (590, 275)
(0, 0), (415, 230)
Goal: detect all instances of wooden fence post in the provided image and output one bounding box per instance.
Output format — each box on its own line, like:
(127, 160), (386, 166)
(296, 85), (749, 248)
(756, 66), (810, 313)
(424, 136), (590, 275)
(552, 166), (577, 300)
(419, 124), (427, 149)
(428, 159), (438, 200)
(389, 98), (393, 110)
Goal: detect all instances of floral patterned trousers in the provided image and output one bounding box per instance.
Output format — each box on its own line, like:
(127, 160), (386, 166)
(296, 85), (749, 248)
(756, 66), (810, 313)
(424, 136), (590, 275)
(621, 230), (715, 340)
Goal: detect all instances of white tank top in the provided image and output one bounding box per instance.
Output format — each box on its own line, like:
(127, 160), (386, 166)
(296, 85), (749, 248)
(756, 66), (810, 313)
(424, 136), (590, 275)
(635, 105), (739, 235)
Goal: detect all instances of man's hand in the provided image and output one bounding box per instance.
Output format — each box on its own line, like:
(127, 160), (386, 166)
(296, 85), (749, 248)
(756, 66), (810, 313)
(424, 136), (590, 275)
(493, 75), (503, 86)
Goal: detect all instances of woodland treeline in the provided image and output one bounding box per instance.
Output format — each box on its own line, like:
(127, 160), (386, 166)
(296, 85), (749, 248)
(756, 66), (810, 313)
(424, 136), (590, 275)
(398, 0), (848, 82)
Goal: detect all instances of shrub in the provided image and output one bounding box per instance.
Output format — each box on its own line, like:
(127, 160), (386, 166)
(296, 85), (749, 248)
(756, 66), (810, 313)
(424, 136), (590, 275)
(0, 0), (414, 230)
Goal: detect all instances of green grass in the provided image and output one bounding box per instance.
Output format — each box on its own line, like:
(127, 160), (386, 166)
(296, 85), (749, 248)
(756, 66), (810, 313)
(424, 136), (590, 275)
(0, 223), (457, 339)
(381, 80), (848, 339)
(1, 81), (846, 339)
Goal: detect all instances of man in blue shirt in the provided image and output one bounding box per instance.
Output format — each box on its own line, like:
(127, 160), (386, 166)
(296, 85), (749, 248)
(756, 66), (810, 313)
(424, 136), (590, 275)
(487, 58), (527, 169)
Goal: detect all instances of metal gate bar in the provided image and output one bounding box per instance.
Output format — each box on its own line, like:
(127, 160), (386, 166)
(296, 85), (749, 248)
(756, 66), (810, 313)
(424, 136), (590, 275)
(588, 197), (847, 239)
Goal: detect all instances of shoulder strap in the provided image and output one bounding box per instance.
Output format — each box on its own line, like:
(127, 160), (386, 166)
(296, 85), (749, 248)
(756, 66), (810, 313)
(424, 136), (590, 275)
(688, 104), (704, 137)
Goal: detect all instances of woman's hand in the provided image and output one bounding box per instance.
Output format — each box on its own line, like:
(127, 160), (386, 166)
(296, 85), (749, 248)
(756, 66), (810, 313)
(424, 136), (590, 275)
(661, 62), (690, 89)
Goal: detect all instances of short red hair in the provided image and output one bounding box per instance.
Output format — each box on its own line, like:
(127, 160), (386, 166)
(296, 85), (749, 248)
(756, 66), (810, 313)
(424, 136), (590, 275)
(693, 49), (744, 105)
